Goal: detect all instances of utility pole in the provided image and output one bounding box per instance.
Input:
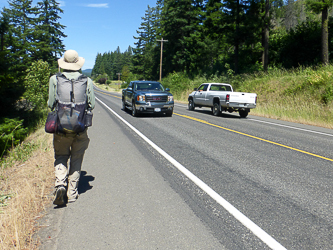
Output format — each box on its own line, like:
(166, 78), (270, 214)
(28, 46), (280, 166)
(116, 73), (122, 84)
(157, 38), (168, 81)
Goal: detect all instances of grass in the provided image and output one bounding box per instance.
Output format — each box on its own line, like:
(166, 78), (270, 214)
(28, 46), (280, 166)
(236, 65), (333, 128)
(0, 127), (54, 249)
(95, 81), (122, 92)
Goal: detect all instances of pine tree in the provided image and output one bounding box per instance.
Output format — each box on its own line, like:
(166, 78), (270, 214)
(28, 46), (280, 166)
(4, 0), (36, 74)
(0, 12), (9, 52)
(306, 0), (333, 65)
(203, 0), (229, 72)
(33, 0), (66, 69)
(92, 53), (103, 76)
(160, 0), (205, 75)
(0, 11), (16, 117)
(133, 5), (159, 80)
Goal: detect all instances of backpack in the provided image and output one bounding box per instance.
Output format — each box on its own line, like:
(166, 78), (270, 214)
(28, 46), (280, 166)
(55, 72), (89, 134)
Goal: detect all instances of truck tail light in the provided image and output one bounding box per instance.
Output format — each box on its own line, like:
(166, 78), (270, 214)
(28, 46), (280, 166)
(226, 94), (230, 102)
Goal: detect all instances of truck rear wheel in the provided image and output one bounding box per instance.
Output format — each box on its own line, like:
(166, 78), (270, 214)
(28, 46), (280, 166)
(212, 103), (221, 116)
(239, 110), (248, 118)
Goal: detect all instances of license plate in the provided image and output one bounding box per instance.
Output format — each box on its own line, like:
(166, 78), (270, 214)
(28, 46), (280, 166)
(154, 108), (161, 112)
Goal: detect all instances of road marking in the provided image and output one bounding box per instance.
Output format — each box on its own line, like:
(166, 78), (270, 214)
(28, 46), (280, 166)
(174, 113), (333, 162)
(248, 118), (333, 137)
(96, 97), (287, 250)
(174, 103), (333, 137)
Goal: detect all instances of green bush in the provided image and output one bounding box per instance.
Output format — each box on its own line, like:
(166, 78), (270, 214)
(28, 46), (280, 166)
(23, 60), (50, 111)
(0, 118), (28, 159)
(161, 72), (193, 98)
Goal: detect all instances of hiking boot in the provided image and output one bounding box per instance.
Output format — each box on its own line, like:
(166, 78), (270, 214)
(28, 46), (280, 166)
(67, 195), (78, 203)
(67, 198), (77, 203)
(53, 185), (66, 206)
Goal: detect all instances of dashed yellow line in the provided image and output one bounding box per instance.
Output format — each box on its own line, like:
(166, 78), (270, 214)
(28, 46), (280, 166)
(174, 113), (333, 162)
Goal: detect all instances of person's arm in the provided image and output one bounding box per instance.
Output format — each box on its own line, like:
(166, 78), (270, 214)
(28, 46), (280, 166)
(47, 75), (57, 109)
(87, 78), (95, 110)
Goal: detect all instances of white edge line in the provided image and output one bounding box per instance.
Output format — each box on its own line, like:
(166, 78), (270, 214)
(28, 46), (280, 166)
(96, 97), (287, 250)
(249, 118), (333, 137)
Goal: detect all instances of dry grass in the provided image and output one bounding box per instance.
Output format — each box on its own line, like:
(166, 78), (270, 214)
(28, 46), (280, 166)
(242, 72), (333, 129)
(0, 128), (54, 249)
(94, 82), (122, 92)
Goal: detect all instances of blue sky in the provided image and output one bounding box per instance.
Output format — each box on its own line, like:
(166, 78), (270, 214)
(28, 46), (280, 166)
(0, 0), (158, 70)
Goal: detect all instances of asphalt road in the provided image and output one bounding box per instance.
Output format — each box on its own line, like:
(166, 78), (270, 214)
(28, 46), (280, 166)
(37, 87), (333, 250)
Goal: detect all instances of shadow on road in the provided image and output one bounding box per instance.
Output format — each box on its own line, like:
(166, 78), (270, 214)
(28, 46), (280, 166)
(189, 108), (241, 119)
(78, 170), (95, 194)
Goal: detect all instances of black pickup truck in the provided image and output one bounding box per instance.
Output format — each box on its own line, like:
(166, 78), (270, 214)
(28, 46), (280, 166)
(122, 80), (174, 117)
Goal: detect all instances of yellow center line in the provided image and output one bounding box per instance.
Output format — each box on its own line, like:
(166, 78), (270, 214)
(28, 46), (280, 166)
(174, 112), (333, 162)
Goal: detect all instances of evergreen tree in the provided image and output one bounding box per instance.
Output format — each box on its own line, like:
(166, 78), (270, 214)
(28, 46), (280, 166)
(4, 0), (36, 74)
(33, 0), (66, 69)
(161, 0), (205, 75)
(92, 53), (102, 76)
(133, 5), (159, 80)
(285, 0), (297, 30)
(204, 0), (230, 73)
(222, 0), (250, 73)
(0, 11), (16, 117)
(92, 47), (134, 80)
(123, 46), (133, 71)
(0, 12), (9, 51)
(306, 0), (333, 65)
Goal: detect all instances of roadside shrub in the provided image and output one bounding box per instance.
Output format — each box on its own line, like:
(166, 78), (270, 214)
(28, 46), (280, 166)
(121, 82), (129, 89)
(162, 72), (192, 97)
(123, 72), (138, 86)
(282, 65), (333, 104)
(23, 60), (50, 111)
(322, 85), (333, 104)
(98, 78), (107, 84)
(0, 118), (28, 159)
(270, 21), (322, 68)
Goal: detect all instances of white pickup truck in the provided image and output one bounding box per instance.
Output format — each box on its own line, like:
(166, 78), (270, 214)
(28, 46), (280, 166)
(188, 83), (257, 118)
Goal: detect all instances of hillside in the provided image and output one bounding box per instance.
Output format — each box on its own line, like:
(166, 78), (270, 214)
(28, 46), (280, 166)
(82, 69), (92, 76)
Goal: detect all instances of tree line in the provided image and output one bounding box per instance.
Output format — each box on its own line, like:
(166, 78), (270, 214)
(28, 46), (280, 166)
(0, 0), (66, 157)
(92, 0), (333, 82)
(91, 46), (133, 82)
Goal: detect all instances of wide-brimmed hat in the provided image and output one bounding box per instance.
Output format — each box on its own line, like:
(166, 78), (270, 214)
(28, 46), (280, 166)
(58, 50), (85, 70)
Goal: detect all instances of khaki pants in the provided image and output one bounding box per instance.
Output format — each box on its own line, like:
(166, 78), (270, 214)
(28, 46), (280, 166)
(53, 130), (89, 200)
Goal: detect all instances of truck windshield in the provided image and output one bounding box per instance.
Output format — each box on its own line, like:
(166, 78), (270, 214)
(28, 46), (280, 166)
(135, 82), (164, 91)
(210, 85), (232, 91)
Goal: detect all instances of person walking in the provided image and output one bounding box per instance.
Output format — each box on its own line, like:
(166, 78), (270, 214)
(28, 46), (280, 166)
(48, 50), (95, 206)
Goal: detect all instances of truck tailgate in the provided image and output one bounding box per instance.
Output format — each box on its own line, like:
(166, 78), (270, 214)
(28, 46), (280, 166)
(229, 92), (256, 104)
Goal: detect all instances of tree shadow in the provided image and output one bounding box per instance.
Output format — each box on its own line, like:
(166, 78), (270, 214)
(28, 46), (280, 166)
(78, 170), (95, 194)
